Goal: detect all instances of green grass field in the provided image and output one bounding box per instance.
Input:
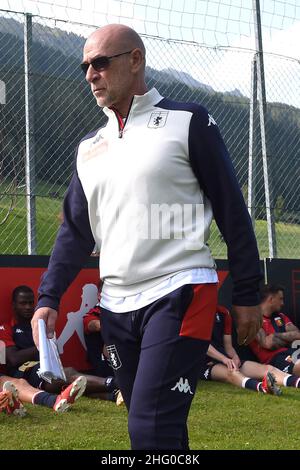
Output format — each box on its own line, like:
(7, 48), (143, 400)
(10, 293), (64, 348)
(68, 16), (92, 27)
(0, 188), (300, 258)
(0, 194), (62, 255)
(1, 381), (300, 450)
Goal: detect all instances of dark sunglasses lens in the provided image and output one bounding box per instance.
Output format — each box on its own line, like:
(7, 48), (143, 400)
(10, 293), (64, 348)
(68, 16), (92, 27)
(92, 56), (110, 71)
(81, 63), (89, 74)
(80, 56), (110, 75)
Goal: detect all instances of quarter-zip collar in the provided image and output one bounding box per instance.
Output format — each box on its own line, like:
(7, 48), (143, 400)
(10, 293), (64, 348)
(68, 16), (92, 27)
(103, 88), (163, 138)
(110, 96), (134, 138)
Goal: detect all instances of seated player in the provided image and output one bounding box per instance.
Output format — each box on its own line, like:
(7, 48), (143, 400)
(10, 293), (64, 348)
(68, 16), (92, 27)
(249, 284), (300, 383)
(0, 285), (120, 403)
(200, 305), (300, 394)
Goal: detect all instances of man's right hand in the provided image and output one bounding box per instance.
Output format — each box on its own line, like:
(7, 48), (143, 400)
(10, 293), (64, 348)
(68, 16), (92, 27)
(31, 307), (58, 349)
(231, 305), (262, 346)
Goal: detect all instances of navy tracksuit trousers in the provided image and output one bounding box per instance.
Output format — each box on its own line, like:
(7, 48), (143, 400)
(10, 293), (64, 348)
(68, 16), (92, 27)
(100, 283), (217, 450)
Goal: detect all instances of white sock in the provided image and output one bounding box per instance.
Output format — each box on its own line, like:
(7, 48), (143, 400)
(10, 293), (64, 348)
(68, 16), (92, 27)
(31, 390), (43, 405)
(241, 377), (250, 388)
(283, 374), (292, 387)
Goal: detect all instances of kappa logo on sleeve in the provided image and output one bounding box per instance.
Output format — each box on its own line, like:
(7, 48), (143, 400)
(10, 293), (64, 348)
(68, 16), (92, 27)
(106, 344), (122, 370)
(148, 111), (169, 128)
(207, 114), (217, 126)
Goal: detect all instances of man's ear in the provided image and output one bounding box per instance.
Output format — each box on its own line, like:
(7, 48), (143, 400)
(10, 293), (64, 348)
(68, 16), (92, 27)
(130, 48), (144, 72)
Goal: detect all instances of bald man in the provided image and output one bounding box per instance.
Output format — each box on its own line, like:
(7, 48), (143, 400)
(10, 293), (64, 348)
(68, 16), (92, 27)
(32, 24), (262, 449)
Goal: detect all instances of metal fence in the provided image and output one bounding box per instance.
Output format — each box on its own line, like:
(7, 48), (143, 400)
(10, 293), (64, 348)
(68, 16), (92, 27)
(0, 1), (299, 258)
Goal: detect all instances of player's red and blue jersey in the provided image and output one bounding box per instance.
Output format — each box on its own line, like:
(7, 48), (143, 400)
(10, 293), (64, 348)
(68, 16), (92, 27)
(83, 305), (101, 335)
(210, 305), (232, 355)
(0, 319), (36, 373)
(83, 305), (111, 377)
(249, 312), (292, 363)
(0, 322), (14, 373)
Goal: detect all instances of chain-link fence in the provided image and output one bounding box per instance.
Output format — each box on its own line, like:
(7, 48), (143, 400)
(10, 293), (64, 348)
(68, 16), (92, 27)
(0, 1), (299, 258)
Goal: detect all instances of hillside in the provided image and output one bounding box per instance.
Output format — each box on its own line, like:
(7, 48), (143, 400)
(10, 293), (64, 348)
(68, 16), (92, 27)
(0, 16), (299, 219)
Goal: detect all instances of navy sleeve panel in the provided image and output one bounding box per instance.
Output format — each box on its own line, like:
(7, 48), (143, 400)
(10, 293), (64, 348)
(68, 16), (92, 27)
(79, 128), (99, 145)
(37, 169), (95, 311)
(188, 107), (262, 306)
(157, 98), (262, 305)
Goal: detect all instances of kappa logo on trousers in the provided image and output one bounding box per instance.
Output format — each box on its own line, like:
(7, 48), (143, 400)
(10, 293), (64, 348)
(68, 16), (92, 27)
(171, 377), (194, 394)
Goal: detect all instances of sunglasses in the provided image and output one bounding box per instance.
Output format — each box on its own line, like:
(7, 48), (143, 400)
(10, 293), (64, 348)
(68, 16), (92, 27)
(81, 50), (133, 75)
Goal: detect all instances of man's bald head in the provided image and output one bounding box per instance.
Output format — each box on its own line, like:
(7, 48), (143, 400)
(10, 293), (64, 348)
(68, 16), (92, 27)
(82, 24), (147, 115)
(85, 24), (145, 60)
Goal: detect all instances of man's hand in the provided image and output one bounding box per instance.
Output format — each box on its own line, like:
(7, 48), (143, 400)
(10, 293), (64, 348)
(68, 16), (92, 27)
(231, 305), (262, 346)
(231, 354), (241, 369)
(31, 307), (58, 349)
(222, 357), (238, 371)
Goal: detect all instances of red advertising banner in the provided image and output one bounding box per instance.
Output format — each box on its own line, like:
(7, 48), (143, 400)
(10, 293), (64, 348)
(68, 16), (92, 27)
(0, 256), (230, 371)
(0, 264), (99, 370)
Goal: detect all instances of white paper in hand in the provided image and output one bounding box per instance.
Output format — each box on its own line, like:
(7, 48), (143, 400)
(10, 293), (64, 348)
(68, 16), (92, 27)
(37, 319), (66, 383)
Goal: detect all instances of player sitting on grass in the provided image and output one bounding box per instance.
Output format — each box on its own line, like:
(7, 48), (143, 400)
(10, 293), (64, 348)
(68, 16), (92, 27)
(0, 285), (122, 405)
(249, 284), (300, 385)
(199, 305), (298, 395)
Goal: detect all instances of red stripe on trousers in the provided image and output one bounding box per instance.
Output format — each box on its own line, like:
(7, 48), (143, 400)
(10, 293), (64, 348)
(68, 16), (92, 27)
(179, 283), (218, 340)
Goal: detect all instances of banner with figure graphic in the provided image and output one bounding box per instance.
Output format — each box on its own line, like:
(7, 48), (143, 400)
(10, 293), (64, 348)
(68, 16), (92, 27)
(0, 256), (100, 370)
(4, 256), (299, 370)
